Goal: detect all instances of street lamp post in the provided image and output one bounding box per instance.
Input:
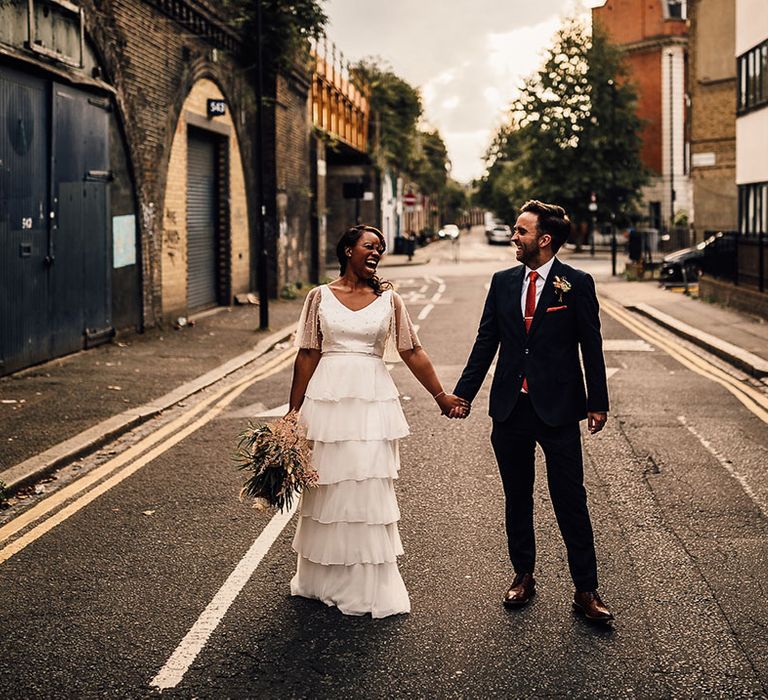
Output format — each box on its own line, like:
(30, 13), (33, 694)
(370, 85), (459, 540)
(608, 79), (618, 276)
(255, 0), (269, 330)
(668, 51), (676, 235)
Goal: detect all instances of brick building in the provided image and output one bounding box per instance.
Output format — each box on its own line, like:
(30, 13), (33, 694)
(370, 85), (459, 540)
(1, 0), (318, 375)
(593, 0), (692, 231)
(687, 0), (738, 238)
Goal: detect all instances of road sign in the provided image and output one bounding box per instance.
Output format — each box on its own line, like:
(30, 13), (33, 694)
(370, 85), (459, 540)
(403, 192), (417, 206)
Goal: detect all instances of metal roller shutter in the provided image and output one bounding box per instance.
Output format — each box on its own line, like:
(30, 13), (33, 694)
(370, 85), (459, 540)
(187, 131), (217, 310)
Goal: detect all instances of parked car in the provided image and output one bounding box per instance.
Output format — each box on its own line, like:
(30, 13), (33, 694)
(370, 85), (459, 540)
(486, 224), (512, 245)
(438, 224), (460, 240)
(659, 232), (723, 285)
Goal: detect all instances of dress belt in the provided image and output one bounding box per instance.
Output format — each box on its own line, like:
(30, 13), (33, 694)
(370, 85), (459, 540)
(322, 350), (383, 358)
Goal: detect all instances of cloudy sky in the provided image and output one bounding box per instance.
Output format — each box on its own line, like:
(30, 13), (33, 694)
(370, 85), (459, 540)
(324, 0), (605, 183)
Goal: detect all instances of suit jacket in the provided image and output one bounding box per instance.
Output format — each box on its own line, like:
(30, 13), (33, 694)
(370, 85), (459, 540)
(454, 258), (609, 426)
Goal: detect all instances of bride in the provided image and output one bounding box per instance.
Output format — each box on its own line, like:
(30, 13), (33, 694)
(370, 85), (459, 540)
(286, 224), (468, 618)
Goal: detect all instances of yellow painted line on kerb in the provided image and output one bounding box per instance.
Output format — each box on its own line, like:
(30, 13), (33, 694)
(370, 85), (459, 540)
(602, 299), (768, 424)
(0, 348), (297, 565)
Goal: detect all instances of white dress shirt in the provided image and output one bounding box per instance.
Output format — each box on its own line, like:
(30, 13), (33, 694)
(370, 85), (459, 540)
(520, 256), (557, 320)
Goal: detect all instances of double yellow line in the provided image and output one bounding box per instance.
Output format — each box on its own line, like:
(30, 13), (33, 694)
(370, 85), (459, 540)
(0, 347), (298, 565)
(601, 299), (768, 424)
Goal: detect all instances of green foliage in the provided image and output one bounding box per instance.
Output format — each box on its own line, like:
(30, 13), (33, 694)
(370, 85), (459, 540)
(223, 0), (327, 72)
(441, 179), (469, 224)
(476, 17), (648, 228)
(352, 59), (424, 174)
(351, 59), (458, 214)
(279, 283), (300, 300)
(413, 129), (449, 194)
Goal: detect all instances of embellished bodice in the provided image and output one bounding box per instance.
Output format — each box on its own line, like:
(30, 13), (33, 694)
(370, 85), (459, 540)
(293, 284), (421, 363)
(319, 285), (393, 357)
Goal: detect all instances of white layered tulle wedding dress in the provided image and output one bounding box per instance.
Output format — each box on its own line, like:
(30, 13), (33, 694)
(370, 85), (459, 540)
(290, 283), (421, 618)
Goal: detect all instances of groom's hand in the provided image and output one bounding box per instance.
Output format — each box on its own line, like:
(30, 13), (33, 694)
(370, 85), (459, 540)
(588, 411), (607, 434)
(449, 403), (470, 419)
(437, 393), (470, 418)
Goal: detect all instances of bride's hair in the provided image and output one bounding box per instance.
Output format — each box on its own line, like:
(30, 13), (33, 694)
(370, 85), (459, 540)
(336, 225), (393, 296)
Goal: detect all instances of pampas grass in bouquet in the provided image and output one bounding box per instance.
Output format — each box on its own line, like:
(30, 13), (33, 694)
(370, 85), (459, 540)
(236, 411), (317, 512)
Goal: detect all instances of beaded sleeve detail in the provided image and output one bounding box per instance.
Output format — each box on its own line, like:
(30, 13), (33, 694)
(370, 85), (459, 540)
(294, 286), (323, 350)
(383, 291), (422, 363)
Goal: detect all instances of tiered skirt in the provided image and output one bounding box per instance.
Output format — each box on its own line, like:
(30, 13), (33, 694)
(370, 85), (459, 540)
(291, 353), (411, 618)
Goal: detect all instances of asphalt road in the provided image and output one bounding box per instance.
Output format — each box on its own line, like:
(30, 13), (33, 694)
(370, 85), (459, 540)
(1, 230), (767, 699)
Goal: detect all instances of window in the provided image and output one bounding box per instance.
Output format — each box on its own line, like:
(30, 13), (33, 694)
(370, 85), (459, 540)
(739, 182), (768, 234)
(665, 0), (687, 20)
(27, 0), (84, 68)
(737, 40), (768, 114)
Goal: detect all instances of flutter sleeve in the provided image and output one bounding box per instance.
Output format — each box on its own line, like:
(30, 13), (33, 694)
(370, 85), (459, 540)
(293, 286), (323, 350)
(383, 291), (422, 363)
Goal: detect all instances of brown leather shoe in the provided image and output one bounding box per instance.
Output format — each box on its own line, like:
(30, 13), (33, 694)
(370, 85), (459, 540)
(503, 573), (536, 608)
(573, 591), (614, 622)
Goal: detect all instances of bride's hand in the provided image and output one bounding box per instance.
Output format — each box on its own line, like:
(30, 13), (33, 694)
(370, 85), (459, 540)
(436, 393), (470, 418)
(449, 402), (470, 419)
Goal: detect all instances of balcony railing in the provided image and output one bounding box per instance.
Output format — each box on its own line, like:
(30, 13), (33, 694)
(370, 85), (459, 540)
(310, 37), (369, 152)
(701, 231), (766, 293)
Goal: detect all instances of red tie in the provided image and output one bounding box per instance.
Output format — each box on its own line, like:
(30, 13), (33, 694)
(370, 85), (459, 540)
(522, 270), (538, 393)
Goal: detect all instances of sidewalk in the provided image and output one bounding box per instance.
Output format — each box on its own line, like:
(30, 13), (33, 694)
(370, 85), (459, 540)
(570, 252), (768, 378)
(0, 297), (306, 493)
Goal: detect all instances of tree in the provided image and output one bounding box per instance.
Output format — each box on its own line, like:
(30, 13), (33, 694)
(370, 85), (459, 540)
(476, 17), (648, 230)
(441, 179), (469, 224)
(351, 59), (424, 174)
(351, 59), (460, 224)
(413, 129), (449, 193)
(223, 0), (327, 72)
(474, 127), (530, 225)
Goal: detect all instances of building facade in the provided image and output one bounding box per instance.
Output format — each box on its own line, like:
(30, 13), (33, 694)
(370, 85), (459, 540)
(593, 0), (692, 230)
(1, 0), (320, 375)
(309, 39), (376, 266)
(688, 0), (738, 238)
(736, 0), (768, 236)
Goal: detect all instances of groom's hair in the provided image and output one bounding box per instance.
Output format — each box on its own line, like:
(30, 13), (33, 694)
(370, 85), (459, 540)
(520, 200), (571, 253)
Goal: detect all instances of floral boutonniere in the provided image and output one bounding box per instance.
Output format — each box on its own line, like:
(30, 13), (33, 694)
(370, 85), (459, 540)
(552, 275), (572, 303)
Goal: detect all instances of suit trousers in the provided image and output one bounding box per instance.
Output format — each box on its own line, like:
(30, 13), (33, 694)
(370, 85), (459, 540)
(490, 393), (598, 591)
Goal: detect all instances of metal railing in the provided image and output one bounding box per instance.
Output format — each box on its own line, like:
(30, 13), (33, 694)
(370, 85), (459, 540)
(701, 230), (766, 293)
(658, 226), (694, 254)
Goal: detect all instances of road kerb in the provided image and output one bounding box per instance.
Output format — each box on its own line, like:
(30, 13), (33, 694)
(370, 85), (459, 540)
(628, 303), (768, 378)
(0, 323), (298, 495)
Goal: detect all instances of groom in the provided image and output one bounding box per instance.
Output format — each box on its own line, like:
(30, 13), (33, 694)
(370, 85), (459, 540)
(453, 200), (613, 622)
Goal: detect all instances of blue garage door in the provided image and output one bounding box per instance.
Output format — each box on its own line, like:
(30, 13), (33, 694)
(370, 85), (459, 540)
(0, 67), (111, 375)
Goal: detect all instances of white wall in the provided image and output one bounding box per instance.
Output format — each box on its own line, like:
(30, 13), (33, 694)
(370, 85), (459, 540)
(735, 0), (768, 185)
(736, 0), (768, 55)
(380, 171), (397, 251)
(736, 110), (768, 184)
(661, 44), (692, 221)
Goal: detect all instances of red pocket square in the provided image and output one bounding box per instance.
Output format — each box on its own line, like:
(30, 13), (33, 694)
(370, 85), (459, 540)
(546, 305), (568, 313)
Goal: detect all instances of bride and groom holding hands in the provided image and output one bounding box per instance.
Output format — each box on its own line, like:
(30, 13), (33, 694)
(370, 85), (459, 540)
(288, 199), (613, 623)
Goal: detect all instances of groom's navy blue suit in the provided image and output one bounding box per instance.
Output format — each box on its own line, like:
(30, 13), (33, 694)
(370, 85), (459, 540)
(454, 257), (608, 591)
